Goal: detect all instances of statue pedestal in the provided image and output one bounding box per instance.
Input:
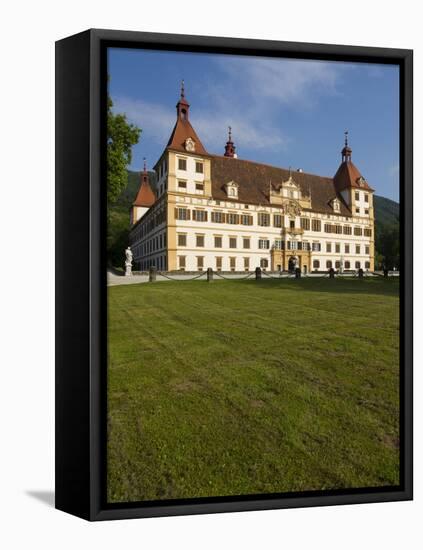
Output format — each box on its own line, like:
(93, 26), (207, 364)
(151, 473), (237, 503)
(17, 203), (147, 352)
(125, 263), (132, 277)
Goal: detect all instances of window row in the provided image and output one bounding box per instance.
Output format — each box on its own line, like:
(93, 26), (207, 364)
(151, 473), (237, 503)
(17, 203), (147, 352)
(132, 208), (166, 241)
(136, 233), (167, 256)
(313, 259), (371, 270)
(178, 256), (269, 272)
(174, 208), (372, 236)
(178, 158), (204, 173)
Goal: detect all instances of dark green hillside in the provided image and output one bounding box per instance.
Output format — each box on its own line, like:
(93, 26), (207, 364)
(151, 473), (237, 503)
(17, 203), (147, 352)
(374, 195), (400, 227)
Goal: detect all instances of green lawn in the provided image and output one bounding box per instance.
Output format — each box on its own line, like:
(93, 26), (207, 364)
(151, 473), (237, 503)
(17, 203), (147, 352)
(107, 277), (400, 503)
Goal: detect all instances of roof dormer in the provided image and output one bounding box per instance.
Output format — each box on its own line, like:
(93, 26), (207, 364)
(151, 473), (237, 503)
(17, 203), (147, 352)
(224, 180), (239, 199)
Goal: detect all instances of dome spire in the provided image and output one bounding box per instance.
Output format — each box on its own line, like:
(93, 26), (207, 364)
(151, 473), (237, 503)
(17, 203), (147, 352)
(224, 126), (237, 158)
(341, 130), (352, 162)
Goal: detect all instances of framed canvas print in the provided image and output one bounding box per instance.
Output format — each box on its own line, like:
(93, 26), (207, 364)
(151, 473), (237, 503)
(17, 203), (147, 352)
(55, 29), (413, 521)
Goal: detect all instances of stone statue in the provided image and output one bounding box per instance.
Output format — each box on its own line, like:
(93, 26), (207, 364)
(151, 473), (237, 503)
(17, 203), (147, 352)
(125, 246), (133, 277)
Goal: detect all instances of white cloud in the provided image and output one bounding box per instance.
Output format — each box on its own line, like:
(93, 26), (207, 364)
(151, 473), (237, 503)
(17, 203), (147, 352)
(113, 57), (343, 157)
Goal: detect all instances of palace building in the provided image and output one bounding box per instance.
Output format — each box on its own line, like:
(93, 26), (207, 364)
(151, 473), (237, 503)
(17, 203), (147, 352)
(129, 83), (375, 273)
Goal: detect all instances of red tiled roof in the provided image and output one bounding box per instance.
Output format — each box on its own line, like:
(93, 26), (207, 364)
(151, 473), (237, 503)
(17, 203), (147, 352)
(133, 173), (156, 207)
(209, 155), (353, 216)
(166, 118), (209, 156)
(334, 160), (374, 192)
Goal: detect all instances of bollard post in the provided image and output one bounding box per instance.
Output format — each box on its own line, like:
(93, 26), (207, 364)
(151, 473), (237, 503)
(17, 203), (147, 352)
(358, 268), (364, 279)
(383, 268), (389, 278)
(329, 267), (335, 278)
(207, 267), (213, 282)
(149, 266), (157, 282)
(255, 267), (262, 280)
(295, 267), (301, 279)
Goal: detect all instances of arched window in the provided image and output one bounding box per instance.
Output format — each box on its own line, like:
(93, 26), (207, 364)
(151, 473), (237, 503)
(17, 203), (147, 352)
(335, 260), (341, 268)
(345, 261), (350, 269)
(313, 259), (320, 269)
(365, 261), (371, 269)
(355, 261), (361, 269)
(326, 260), (332, 269)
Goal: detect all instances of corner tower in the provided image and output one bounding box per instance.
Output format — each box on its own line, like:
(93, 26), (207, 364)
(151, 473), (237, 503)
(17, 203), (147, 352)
(131, 158), (156, 224)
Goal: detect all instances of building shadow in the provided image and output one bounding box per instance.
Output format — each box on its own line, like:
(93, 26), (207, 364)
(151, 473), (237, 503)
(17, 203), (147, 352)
(26, 490), (55, 508)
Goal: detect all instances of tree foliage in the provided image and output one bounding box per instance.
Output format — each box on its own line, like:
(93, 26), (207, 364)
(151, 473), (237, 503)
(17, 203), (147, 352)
(107, 96), (141, 205)
(375, 222), (400, 270)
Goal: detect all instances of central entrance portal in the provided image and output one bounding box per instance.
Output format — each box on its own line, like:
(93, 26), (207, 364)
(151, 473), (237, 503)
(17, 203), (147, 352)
(288, 256), (298, 273)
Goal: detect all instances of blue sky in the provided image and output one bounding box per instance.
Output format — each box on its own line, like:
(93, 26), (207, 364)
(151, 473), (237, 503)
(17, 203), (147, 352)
(108, 48), (399, 201)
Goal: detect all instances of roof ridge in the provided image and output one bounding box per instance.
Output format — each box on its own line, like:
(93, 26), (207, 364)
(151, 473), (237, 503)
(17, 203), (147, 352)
(209, 154), (334, 182)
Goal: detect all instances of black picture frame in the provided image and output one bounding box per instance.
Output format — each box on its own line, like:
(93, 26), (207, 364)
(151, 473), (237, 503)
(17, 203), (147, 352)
(55, 28), (413, 521)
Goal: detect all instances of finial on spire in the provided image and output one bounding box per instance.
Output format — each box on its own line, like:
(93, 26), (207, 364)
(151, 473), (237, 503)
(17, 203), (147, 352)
(341, 130), (352, 162)
(224, 125), (237, 158)
(181, 79), (185, 98)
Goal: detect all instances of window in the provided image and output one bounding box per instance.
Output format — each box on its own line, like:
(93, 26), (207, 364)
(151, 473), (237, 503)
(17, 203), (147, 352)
(211, 211), (225, 223)
(244, 257), (250, 271)
(355, 207), (360, 214)
(326, 242), (332, 253)
(177, 233), (187, 246)
(259, 239), (270, 249)
(302, 241), (310, 251)
(195, 162), (203, 173)
(195, 183), (204, 192)
(227, 213), (239, 224)
(193, 209), (207, 222)
(313, 260), (320, 269)
(335, 243), (340, 253)
(216, 257), (222, 271)
(274, 239), (283, 250)
(230, 257), (236, 271)
(175, 207), (190, 220)
(365, 261), (371, 269)
(241, 214), (253, 225)
(345, 261), (351, 269)
(324, 223), (333, 233)
(326, 260), (332, 269)
(258, 212), (270, 226)
(178, 180), (187, 190)
(312, 219), (321, 232)
(345, 244), (350, 253)
(355, 192), (360, 201)
(365, 209), (369, 215)
(356, 244), (360, 254)
(335, 261), (341, 269)
(364, 194), (369, 203)
(243, 237), (250, 249)
(300, 217), (310, 230)
(289, 219), (295, 229)
(214, 236), (222, 248)
(288, 240), (298, 250)
(178, 256), (186, 270)
(274, 214), (283, 228)
(197, 256), (204, 271)
(229, 237), (237, 249)
(365, 245), (370, 255)
(196, 234), (205, 247)
(178, 158), (187, 170)
(260, 258), (269, 269)
(334, 225), (342, 234)
(343, 225), (352, 235)
(354, 227), (363, 236)
(364, 228), (372, 237)
(312, 242), (321, 251)
(355, 261), (361, 269)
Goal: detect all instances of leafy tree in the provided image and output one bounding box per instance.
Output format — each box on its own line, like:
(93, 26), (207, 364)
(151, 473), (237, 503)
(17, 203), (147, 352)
(107, 96), (141, 205)
(375, 222), (400, 270)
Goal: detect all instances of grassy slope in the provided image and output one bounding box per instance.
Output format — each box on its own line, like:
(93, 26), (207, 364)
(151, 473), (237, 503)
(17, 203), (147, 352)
(107, 278), (400, 503)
